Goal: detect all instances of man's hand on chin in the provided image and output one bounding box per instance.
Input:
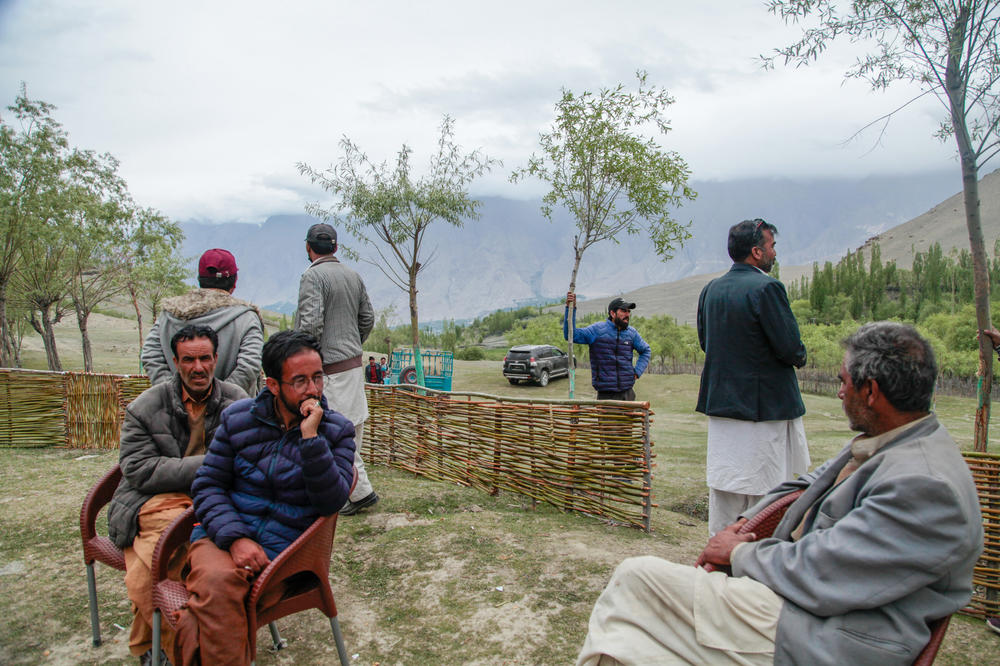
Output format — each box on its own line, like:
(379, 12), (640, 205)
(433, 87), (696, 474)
(230, 537), (270, 575)
(696, 518), (754, 568)
(299, 398), (324, 439)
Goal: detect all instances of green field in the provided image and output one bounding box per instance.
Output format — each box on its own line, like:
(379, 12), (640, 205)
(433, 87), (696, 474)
(0, 357), (994, 664)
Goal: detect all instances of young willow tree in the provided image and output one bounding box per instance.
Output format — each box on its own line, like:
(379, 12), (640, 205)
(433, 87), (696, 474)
(764, 0), (1000, 451)
(0, 88), (70, 367)
(120, 205), (187, 364)
(298, 116), (497, 386)
(511, 72), (696, 397)
(63, 151), (132, 371)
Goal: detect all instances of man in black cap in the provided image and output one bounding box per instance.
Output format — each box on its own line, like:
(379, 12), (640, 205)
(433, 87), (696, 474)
(295, 223), (379, 515)
(564, 292), (651, 400)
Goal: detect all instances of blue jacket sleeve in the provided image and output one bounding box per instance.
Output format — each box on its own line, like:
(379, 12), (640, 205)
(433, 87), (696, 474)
(302, 414), (357, 515)
(563, 306), (574, 341)
(564, 307), (599, 345)
(633, 330), (651, 377)
(191, 412), (254, 550)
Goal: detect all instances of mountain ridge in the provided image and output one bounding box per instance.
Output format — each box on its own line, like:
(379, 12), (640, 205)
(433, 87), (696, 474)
(565, 169), (1000, 325)
(178, 169), (988, 324)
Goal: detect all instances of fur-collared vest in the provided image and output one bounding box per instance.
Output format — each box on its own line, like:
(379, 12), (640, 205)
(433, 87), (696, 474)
(140, 288), (264, 395)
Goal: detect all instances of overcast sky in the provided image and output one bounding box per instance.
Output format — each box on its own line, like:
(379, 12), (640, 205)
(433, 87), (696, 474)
(0, 0), (959, 224)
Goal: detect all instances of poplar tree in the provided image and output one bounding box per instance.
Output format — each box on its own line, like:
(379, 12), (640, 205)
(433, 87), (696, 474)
(765, 0), (1000, 449)
(511, 72), (696, 397)
(299, 116), (497, 386)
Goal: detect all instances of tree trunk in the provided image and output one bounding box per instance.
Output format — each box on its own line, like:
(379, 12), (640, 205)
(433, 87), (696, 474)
(566, 244), (584, 399)
(37, 305), (62, 371)
(408, 272), (425, 387)
(0, 292), (11, 368)
(946, 7), (991, 452)
(964, 167), (989, 452)
(76, 306), (93, 372)
(129, 288), (144, 370)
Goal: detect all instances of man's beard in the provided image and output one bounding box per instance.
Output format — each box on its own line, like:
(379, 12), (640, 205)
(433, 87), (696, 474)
(278, 389), (321, 421)
(844, 401), (875, 435)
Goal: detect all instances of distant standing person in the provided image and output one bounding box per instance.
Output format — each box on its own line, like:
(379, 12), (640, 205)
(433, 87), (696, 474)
(295, 223), (379, 516)
(696, 218), (809, 536)
(564, 293), (651, 400)
(364, 356), (384, 384)
(141, 248), (264, 395)
(379, 356), (389, 382)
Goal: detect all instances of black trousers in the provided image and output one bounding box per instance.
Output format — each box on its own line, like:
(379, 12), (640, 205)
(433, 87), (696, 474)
(597, 388), (635, 401)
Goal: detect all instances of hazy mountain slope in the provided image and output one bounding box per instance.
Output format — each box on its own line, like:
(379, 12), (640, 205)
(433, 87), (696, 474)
(566, 169), (1000, 325)
(179, 170), (969, 323)
(853, 168), (1000, 268)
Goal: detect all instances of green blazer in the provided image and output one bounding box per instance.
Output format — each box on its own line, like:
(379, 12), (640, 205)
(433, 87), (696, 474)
(695, 263), (806, 421)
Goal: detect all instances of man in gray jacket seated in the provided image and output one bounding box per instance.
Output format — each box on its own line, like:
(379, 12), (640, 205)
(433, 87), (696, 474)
(576, 322), (983, 666)
(141, 248), (264, 395)
(109, 324), (247, 665)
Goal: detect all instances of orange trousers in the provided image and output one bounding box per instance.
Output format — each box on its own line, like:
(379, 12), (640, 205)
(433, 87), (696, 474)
(123, 493), (192, 659)
(173, 538), (284, 666)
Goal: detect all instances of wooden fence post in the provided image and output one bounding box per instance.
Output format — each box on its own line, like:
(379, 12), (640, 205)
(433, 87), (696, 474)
(641, 405), (652, 533)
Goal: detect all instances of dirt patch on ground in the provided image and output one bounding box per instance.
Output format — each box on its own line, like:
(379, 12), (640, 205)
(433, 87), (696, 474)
(366, 512), (436, 531)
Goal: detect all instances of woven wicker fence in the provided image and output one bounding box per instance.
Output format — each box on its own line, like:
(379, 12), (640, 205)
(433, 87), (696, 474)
(0, 368), (150, 449)
(365, 384), (656, 531)
(963, 451), (1000, 618)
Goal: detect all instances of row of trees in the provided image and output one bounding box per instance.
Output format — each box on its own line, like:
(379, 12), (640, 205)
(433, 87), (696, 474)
(299, 72), (696, 394)
(1, 86), (187, 371)
(786, 241), (1000, 325)
(360, 237), (999, 379)
(364, 292), (988, 382)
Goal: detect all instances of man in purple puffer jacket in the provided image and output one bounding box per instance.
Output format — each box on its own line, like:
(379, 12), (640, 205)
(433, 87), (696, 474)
(174, 330), (356, 665)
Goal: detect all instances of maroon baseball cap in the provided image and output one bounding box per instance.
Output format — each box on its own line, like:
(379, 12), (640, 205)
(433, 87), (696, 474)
(198, 248), (238, 278)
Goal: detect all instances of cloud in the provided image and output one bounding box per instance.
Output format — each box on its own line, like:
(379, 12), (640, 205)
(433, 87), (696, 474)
(0, 0), (963, 223)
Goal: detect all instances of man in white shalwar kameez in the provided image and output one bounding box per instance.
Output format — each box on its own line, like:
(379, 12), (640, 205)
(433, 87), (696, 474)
(696, 219), (810, 535)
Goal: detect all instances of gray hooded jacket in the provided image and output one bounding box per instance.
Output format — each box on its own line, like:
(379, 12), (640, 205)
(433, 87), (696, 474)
(141, 288), (264, 395)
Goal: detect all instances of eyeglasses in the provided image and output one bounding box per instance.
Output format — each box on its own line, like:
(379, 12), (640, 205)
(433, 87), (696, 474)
(753, 218), (768, 233)
(281, 374), (325, 391)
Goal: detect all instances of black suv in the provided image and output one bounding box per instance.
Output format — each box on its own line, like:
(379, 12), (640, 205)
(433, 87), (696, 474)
(502, 344), (570, 386)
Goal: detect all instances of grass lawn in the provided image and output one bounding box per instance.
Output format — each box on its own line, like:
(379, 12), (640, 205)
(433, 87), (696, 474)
(0, 359), (994, 664)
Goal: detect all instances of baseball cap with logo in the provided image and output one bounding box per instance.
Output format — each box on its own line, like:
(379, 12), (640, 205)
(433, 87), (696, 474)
(198, 248), (238, 278)
(608, 297), (636, 313)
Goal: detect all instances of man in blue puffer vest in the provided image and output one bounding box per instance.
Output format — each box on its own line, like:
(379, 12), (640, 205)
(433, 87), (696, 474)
(564, 293), (652, 400)
(173, 330), (356, 665)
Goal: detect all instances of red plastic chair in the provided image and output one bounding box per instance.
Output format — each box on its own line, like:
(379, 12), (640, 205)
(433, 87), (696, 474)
(701, 490), (804, 575)
(80, 464), (126, 647)
(246, 510), (350, 664)
(151, 468), (357, 666)
(698, 489), (951, 664)
(913, 616), (950, 666)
